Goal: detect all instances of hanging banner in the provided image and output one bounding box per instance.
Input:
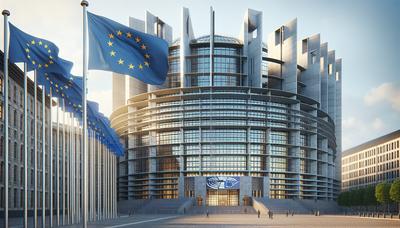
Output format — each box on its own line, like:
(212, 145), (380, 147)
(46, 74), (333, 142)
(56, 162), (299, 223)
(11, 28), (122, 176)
(206, 176), (240, 189)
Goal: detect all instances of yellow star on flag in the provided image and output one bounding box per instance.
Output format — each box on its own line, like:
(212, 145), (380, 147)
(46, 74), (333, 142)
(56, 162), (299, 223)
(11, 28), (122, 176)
(138, 64), (143, 69)
(145, 54), (150, 59)
(110, 50), (116, 56)
(45, 64), (49, 68)
(44, 44), (48, 49)
(144, 61), (149, 67)
(135, 37), (141, 43)
(117, 30), (122, 36)
(32, 60), (36, 65)
(31, 40), (35, 45)
(118, 59), (124, 64)
(141, 44), (147, 50)
(128, 64), (134, 69)
(109, 33), (114, 39)
(126, 32), (132, 38)
(38, 41), (43, 45)
(108, 41), (113, 47)
(25, 48), (29, 53)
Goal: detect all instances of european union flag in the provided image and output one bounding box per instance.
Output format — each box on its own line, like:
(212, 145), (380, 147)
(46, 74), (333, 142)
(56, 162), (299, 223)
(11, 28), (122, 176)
(87, 12), (168, 85)
(9, 23), (73, 75)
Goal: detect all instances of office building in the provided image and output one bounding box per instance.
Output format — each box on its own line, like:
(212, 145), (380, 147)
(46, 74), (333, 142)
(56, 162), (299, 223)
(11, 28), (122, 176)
(342, 130), (400, 191)
(111, 8), (342, 207)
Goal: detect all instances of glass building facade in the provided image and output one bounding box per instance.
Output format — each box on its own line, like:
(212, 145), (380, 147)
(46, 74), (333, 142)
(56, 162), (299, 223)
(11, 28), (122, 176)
(111, 9), (342, 205)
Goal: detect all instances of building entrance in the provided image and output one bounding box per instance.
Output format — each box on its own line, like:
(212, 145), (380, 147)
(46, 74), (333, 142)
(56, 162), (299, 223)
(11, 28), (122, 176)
(206, 189), (239, 206)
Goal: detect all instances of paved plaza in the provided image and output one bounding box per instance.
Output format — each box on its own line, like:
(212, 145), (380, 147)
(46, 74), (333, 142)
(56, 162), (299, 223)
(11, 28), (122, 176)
(59, 214), (400, 228)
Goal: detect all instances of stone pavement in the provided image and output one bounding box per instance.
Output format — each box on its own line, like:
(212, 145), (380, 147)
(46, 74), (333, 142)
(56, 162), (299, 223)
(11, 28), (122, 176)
(59, 213), (400, 228)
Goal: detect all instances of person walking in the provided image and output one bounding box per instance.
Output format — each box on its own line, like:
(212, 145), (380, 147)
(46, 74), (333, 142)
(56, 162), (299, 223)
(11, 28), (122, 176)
(258, 210), (260, 218)
(206, 210), (209, 218)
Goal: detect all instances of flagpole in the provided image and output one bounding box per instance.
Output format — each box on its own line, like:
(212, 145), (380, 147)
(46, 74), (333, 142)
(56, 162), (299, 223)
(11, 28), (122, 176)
(97, 137), (100, 220)
(62, 100), (66, 226)
(89, 131), (92, 221)
(72, 113), (75, 224)
(56, 98), (60, 226)
(42, 85), (46, 228)
(2, 9), (10, 228)
(49, 88), (53, 227)
(91, 131), (95, 221)
(69, 112), (72, 224)
(23, 63), (28, 228)
(34, 70), (38, 228)
(102, 143), (105, 220)
(106, 149), (109, 219)
(81, 1), (89, 227)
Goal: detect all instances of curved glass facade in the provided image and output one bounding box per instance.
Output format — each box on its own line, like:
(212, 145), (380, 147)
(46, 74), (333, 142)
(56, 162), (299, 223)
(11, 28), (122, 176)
(112, 34), (341, 202)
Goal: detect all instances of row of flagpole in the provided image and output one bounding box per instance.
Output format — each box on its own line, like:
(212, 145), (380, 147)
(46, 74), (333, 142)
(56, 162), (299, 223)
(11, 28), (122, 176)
(2, 2), (118, 227)
(0, 84), (117, 228)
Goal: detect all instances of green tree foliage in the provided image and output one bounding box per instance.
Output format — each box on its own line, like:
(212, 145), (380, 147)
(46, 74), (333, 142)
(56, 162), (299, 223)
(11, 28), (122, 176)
(363, 185), (377, 206)
(389, 179), (400, 204)
(338, 185), (378, 207)
(375, 182), (392, 204)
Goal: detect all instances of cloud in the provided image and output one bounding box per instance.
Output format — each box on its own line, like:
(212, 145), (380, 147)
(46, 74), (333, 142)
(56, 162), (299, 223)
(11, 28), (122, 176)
(364, 82), (400, 112)
(88, 89), (112, 117)
(372, 117), (384, 130)
(342, 116), (386, 150)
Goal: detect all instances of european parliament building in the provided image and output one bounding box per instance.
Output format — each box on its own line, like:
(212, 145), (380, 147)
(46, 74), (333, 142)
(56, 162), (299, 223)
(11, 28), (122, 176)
(111, 8), (342, 209)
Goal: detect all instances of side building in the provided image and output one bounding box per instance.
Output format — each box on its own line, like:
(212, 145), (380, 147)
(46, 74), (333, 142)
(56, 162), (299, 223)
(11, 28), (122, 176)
(342, 130), (400, 191)
(111, 8), (342, 211)
(0, 51), (117, 226)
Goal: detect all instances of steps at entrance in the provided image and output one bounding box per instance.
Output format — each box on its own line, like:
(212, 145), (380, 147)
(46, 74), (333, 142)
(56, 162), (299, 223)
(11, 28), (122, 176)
(136, 198), (190, 214)
(119, 198), (191, 214)
(188, 206), (256, 214)
(255, 198), (342, 214)
(255, 198), (309, 214)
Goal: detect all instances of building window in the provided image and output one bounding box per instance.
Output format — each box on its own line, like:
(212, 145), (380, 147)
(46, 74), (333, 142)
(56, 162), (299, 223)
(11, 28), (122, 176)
(328, 64), (333, 75)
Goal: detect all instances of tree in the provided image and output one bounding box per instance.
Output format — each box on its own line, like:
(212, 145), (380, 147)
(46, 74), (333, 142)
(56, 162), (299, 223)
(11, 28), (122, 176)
(389, 179), (400, 213)
(375, 182), (392, 212)
(363, 185), (377, 206)
(337, 191), (351, 207)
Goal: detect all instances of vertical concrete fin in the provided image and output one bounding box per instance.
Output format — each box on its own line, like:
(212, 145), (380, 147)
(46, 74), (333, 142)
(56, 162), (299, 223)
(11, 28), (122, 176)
(145, 11), (173, 92)
(334, 58), (342, 183)
(320, 42), (328, 112)
(267, 18), (297, 93)
(239, 9), (263, 87)
(210, 7), (215, 86)
(327, 50), (336, 122)
(297, 34), (321, 103)
(180, 7), (195, 88)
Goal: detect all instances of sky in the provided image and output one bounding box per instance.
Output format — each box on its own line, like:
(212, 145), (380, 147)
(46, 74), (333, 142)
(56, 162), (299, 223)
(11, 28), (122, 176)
(0, 0), (399, 150)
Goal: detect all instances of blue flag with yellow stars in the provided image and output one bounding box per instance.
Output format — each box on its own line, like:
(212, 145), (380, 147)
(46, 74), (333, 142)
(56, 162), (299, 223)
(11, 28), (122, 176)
(87, 12), (169, 85)
(9, 23), (73, 75)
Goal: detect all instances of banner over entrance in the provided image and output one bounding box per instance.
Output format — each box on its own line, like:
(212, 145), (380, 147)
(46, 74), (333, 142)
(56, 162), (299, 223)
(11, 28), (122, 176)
(206, 177), (240, 190)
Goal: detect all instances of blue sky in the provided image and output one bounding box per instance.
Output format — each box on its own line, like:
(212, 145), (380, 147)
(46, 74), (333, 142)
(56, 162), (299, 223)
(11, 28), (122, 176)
(1, 0), (399, 150)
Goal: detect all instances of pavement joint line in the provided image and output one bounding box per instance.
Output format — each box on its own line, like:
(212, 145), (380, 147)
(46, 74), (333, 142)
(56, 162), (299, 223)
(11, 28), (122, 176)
(323, 215), (400, 221)
(105, 215), (180, 228)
